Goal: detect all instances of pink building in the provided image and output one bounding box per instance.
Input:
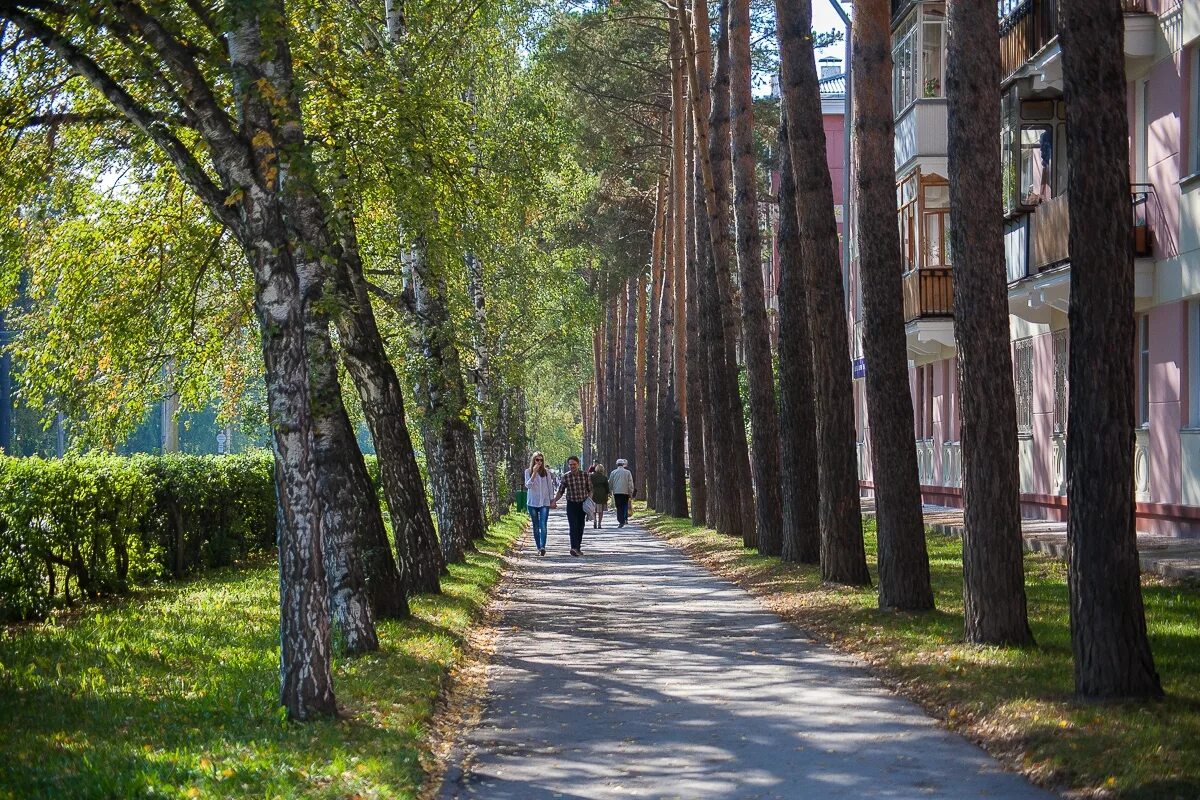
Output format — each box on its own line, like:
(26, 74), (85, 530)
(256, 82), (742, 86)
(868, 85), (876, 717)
(766, 60), (846, 342)
(851, 0), (1200, 536)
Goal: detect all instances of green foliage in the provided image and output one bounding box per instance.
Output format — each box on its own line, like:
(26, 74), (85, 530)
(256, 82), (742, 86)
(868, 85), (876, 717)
(0, 512), (527, 799)
(0, 452), (276, 621)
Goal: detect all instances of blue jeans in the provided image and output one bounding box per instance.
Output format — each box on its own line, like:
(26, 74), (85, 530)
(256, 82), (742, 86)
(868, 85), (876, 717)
(528, 506), (549, 550)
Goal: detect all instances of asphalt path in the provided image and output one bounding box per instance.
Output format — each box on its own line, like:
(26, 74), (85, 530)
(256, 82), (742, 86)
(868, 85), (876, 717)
(437, 508), (1055, 799)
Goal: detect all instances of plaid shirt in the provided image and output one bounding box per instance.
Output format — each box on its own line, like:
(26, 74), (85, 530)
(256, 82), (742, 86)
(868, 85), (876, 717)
(555, 469), (591, 503)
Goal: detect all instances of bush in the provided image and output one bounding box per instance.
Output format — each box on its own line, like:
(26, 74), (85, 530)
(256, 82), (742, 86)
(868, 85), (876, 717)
(0, 452), (276, 621)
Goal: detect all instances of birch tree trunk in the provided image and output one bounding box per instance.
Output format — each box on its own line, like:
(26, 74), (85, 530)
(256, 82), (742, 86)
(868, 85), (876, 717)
(853, 0), (933, 609)
(409, 241), (488, 563)
(945, 0), (1033, 644)
(775, 0), (870, 585)
(1060, 0), (1162, 697)
(466, 252), (502, 524)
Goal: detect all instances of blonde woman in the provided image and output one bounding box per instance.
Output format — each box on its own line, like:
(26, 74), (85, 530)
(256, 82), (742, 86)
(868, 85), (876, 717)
(524, 451), (554, 556)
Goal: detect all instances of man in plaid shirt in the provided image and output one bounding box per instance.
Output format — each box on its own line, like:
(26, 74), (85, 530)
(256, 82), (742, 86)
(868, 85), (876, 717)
(553, 455), (591, 556)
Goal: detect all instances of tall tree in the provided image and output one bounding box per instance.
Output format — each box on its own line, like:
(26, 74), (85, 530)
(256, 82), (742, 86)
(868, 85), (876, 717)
(684, 110), (708, 527)
(0, 0), (350, 718)
(621, 277), (638, 470)
(675, 0), (754, 541)
(1060, 0), (1162, 697)
(727, 0), (784, 555)
(776, 114), (821, 564)
(335, 222), (443, 595)
(407, 240), (488, 563)
(945, 0), (1033, 644)
(852, 0), (933, 609)
(774, 0), (869, 585)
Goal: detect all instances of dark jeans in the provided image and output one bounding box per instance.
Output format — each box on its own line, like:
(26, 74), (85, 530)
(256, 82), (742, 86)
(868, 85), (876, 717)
(614, 494), (630, 525)
(565, 500), (585, 550)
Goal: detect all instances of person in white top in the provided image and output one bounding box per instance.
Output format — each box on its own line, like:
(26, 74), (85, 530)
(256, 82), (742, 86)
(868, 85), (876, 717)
(608, 459), (635, 528)
(524, 451), (555, 556)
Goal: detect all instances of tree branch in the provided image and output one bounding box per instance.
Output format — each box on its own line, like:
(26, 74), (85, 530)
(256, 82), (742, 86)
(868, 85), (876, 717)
(0, 3), (238, 229)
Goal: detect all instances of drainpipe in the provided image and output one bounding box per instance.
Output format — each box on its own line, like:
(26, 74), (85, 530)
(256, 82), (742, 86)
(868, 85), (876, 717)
(828, 0), (853, 320)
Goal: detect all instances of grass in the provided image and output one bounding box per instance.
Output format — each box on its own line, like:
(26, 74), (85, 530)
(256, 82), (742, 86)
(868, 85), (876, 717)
(0, 513), (527, 800)
(639, 505), (1200, 800)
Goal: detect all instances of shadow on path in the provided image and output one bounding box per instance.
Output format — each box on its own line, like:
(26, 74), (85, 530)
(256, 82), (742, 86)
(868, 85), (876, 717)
(437, 510), (1055, 800)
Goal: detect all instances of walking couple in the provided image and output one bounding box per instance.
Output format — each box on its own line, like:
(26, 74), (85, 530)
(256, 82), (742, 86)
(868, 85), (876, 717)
(524, 453), (635, 557)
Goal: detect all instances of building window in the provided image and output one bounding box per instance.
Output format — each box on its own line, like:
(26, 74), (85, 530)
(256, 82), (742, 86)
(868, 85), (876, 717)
(893, 16), (918, 117)
(922, 12), (946, 99)
(898, 173), (919, 271)
(925, 365), (934, 440)
(1020, 126), (1054, 206)
(1052, 329), (1068, 435)
(1191, 48), (1200, 176)
(914, 365), (925, 439)
(944, 360), (957, 442)
(1138, 314), (1151, 427)
(1014, 338), (1034, 436)
(1190, 301), (1200, 427)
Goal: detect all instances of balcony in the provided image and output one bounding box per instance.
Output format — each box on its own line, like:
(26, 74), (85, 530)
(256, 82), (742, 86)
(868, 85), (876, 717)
(902, 267), (953, 322)
(894, 100), (949, 173)
(998, 0), (1156, 79)
(903, 267), (955, 366)
(1006, 188), (1158, 322)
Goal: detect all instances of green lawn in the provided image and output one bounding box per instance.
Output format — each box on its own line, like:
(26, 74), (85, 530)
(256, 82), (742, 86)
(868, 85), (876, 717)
(0, 513), (526, 800)
(640, 507), (1200, 800)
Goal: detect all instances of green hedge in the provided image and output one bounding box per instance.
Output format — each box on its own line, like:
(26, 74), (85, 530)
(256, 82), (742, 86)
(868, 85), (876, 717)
(0, 452), (276, 621)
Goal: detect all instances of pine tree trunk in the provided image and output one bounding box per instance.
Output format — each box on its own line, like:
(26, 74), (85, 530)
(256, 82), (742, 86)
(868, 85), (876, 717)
(775, 0), (869, 585)
(635, 269), (648, 486)
(1060, 0), (1162, 698)
(646, 201), (667, 509)
(622, 277), (638, 471)
(946, 0), (1033, 644)
(852, 0), (933, 610)
(776, 114), (821, 564)
(728, 0), (783, 555)
(676, 0), (753, 540)
(709, 0), (757, 546)
(684, 115), (708, 527)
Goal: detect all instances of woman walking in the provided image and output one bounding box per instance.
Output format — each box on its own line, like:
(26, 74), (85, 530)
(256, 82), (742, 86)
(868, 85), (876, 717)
(525, 451), (554, 556)
(590, 463), (611, 529)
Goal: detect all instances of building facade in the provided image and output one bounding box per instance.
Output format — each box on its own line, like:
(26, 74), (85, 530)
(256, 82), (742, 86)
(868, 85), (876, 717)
(851, 0), (1200, 537)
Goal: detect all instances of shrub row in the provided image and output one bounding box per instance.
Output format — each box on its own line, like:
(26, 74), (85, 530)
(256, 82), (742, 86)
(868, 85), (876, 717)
(0, 452), (277, 621)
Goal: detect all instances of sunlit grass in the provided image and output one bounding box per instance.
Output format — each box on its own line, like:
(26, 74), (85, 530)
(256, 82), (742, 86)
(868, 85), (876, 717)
(0, 513), (526, 800)
(640, 505), (1200, 800)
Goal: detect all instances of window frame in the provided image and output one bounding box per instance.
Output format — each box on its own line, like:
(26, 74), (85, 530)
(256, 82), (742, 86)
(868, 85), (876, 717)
(1138, 314), (1151, 428)
(1014, 338), (1034, 437)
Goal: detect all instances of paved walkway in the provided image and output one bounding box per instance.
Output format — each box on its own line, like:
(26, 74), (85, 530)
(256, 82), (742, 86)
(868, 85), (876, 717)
(861, 499), (1200, 583)
(437, 510), (1054, 799)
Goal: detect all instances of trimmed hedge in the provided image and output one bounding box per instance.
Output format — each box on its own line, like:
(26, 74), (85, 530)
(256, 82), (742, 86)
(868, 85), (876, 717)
(0, 452), (276, 621)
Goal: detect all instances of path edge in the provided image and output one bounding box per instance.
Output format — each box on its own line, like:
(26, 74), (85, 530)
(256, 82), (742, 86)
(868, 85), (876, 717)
(416, 520), (530, 800)
(641, 513), (1069, 799)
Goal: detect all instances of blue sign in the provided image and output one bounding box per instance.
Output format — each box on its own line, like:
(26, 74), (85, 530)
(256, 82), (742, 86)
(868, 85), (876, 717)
(852, 357), (866, 380)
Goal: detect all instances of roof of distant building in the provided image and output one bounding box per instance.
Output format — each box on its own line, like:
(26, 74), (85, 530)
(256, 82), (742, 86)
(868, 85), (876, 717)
(819, 72), (846, 100)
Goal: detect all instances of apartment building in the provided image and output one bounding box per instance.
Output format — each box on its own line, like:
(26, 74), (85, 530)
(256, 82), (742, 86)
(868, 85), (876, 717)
(852, 0), (1200, 536)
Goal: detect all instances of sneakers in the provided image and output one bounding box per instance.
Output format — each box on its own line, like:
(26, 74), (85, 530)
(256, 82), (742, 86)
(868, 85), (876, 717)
(538, 547), (546, 556)
(570, 548), (581, 557)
